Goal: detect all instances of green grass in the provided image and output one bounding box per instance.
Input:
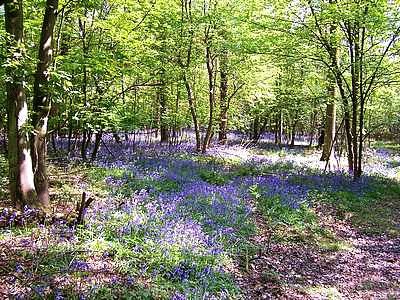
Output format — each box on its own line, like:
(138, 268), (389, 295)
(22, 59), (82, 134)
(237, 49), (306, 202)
(249, 185), (358, 252)
(372, 141), (400, 152)
(316, 180), (400, 237)
(198, 169), (229, 185)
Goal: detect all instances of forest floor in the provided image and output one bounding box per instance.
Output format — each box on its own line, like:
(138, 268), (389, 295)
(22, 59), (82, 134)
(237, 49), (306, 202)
(0, 135), (399, 299)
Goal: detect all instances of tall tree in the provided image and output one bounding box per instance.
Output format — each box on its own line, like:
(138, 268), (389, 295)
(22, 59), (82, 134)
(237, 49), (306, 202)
(321, 23), (337, 163)
(4, 0), (37, 207)
(31, 0), (59, 207)
(218, 49), (229, 144)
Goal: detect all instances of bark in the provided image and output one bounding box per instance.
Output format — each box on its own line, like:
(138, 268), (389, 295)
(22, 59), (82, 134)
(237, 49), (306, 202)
(252, 115), (260, 142)
(321, 22), (338, 162)
(218, 50), (228, 144)
(341, 87), (354, 173)
(277, 111), (283, 146)
(321, 103), (336, 161)
(79, 17), (89, 160)
(32, 0), (59, 207)
(309, 110), (317, 148)
(67, 96), (73, 154)
(309, 0), (354, 173)
(349, 24), (360, 177)
(91, 130), (102, 161)
(290, 120), (297, 148)
(113, 133), (121, 144)
(159, 78), (169, 143)
(4, 0), (37, 207)
(183, 73), (201, 151)
(357, 26), (366, 178)
(202, 42), (215, 153)
(179, 0), (200, 150)
(172, 83), (180, 145)
(81, 131), (88, 160)
(259, 118), (268, 141)
(329, 46), (353, 172)
(251, 116), (267, 143)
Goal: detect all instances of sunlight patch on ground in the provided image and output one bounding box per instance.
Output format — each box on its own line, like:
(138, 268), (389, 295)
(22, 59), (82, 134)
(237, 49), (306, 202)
(306, 285), (344, 299)
(316, 237), (353, 252)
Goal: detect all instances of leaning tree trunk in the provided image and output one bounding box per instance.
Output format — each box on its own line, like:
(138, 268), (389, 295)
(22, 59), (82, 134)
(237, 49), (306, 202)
(31, 0), (59, 207)
(4, 0), (37, 208)
(218, 50), (229, 144)
(202, 43), (215, 153)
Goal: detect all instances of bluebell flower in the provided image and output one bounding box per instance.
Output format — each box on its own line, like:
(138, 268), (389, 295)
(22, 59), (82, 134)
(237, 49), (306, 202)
(15, 264), (24, 273)
(70, 260), (89, 271)
(170, 292), (187, 300)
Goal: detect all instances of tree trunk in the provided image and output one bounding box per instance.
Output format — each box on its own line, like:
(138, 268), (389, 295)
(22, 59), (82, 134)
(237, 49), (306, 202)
(330, 45), (353, 173)
(252, 115), (260, 142)
(278, 111), (283, 147)
(259, 118), (268, 142)
(357, 26), (366, 178)
(343, 98), (354, 173)
(309, 110), (317, 148)
(202, 44), (215, 153)
(321, 102), (336, 162)
(4, 0), (37, 208)
(350, 24), (360, 178)
(218, 51), (228, 144)
(183, 74), (201, 151)
(91, 130), (102, 161)
(290, 120), (297, 148)
(79, 17), (89, 160)
(31, 0), (58, 207)
(159, 70), (169, 143)
(81, 131), (88, 160)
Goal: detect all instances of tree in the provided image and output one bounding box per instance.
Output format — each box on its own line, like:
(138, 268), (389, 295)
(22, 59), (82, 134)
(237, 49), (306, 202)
(4, 0), (37, 208)
(32, 0), (59, 207)
(307, 0), (400, 177)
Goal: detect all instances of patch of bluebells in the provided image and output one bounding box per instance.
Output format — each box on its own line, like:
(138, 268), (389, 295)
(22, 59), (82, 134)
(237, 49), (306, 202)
(171, 292), (187, 300)
(0, 205), (42, 227)
(362, 148), (400, 178)
(88, 143), (380, 281)
(167, 262), (194, 282)
(54, 289), (65, 300)
(52, 133), (400, 297)
(32, 285), (46, 298)
(70, 260), (90, 272)
(84, 154), (258, 297)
